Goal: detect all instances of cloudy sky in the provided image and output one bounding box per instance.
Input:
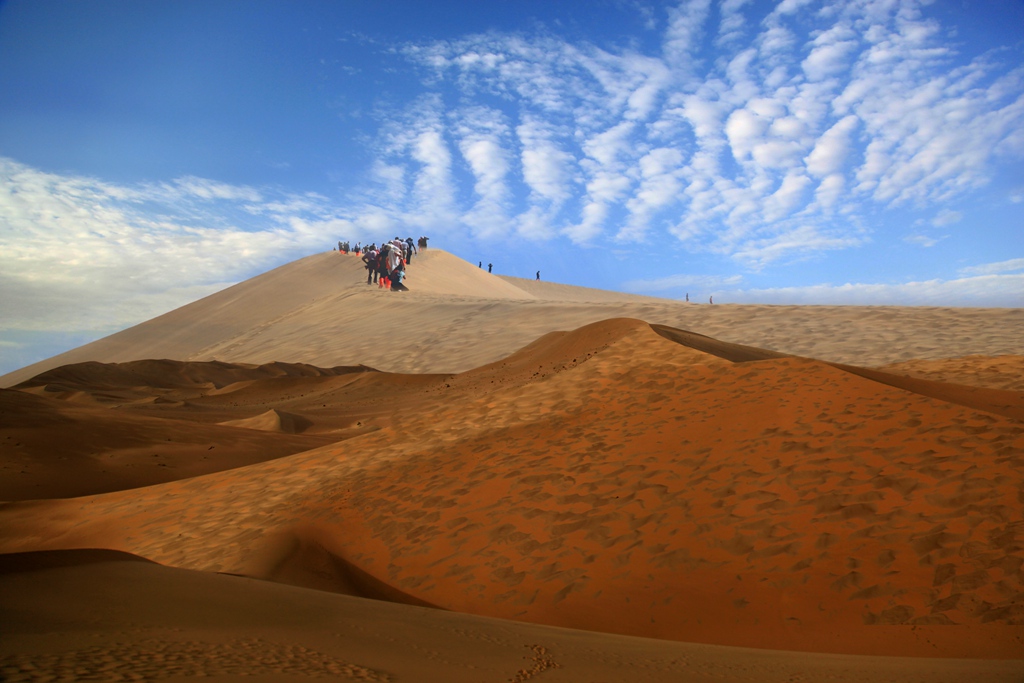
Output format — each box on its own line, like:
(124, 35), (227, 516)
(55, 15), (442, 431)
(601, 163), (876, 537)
(1, 0), (1022, 375)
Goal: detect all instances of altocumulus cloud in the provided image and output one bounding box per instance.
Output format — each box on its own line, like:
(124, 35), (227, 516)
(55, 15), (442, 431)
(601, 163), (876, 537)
(720, 274), (1024, 308)
(0, 157), (353, 334)
(3, 0), (1023, 356)
(390, 0), (1023, 267)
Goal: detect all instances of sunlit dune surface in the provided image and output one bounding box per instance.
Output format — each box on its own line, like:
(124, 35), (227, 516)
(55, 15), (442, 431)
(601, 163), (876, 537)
(4, 250), (1023, 386)
(2, 252), (1023, 681)
(7, 551), (1023, 683)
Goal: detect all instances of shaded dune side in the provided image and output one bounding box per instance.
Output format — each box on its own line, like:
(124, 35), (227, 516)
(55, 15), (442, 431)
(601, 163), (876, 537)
(228, 526), (439, 608)
(6, 550), (1022, 683)
(16, 358), (375, 393)
(649, 324), (1024, 421)
(650, 324), (791, 362)
(218, 409), (314, 434)
(831, 363), (1024, 422)
(877, 355), (1024, 392)
(1, 320), (1022, 658)
(0, 388), (339, 501)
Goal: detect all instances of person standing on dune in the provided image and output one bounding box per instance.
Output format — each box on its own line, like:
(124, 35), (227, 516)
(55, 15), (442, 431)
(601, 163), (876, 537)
(362, 247), (379, 284)
(488, 263), (493, 273)
(536, 271), (540, 280)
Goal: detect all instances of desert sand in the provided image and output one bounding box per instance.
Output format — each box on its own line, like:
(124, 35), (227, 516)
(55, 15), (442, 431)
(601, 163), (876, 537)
(1, 249), (1022, 682)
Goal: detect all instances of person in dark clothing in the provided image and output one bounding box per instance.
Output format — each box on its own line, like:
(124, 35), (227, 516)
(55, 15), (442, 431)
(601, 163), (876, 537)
(488, 263), (493, 273)
(536, 271), (540, 280)
(391, 263), (408, 291)
(362, 249), (379, 284)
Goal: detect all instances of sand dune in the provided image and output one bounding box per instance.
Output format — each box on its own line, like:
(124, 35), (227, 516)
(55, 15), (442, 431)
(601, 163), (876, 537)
(878, 355), (1024, 392)
(219, 408), (314, 434)
(3, 550), (1022, 683)
(2, 251), (1022, 680)
(3, 250), (1023, 386)
(2, 318), (1021, 662)
(0, 385), (340, 501)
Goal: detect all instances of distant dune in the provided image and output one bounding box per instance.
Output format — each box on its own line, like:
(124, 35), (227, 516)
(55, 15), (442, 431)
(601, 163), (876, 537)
(4, 249), (1022, 386)
(2, 250), (1023, 682)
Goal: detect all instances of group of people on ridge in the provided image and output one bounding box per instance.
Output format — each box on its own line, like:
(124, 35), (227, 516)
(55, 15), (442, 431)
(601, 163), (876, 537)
(337, 236), (429, 292)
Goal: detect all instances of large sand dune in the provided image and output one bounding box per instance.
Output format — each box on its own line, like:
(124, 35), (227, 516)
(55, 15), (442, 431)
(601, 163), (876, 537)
(4, 249), (1023, 386)
(2, 250), (1023, 681)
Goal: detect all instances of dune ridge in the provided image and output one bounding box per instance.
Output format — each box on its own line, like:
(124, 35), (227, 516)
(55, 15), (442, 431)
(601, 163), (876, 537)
(6, 550), (1022, 683)
(4, 250), (1023, 387)
(2, 318), (1021, 661)
(2, 251), (1022, 681)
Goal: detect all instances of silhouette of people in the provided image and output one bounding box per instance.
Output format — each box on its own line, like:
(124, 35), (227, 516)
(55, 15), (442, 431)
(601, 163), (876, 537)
(488, 263), (493, 273)
(685, 293), (689, 302)
(536, 271), (540, 280)
(710, 295), (713, 304)
(478, 261), (482, 268)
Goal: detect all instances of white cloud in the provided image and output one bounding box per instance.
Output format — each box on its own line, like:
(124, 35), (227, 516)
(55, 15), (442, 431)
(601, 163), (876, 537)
(805, 115), (859, 177)
(0, 157), (367, 334)
(717, 0), (753, 46)
(763, 172), (812, 222)
(903, 234), (942, 248)
(813, 172), (845, 209)
(733, 223), (864, 267)
(724, 274), (1024, 307)
(454, 106), (513, 238)
(619, 147), (685, 240)
(516, 116), (575, 208)
(931, 208), (962, 227)
(664, 0), (712, 72)
(623, 272), (743, 292)
(801, 28), (859, 82)
(959, 258), (1024, 276)
(5, 0), (1022, 352)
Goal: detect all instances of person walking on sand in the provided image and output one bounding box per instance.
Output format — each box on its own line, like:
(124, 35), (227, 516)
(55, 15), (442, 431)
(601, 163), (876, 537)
(362, 247), (379, 284)
(686, 293), (689, 302)
(536, 271), (540, 280)
(488, 263), (493, 273)
(710, 295), (713, 304)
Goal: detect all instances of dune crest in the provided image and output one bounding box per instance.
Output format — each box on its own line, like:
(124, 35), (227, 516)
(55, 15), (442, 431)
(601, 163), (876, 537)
(2, 319), (1021, 660)
(4, 251), (1023, 387)
(2, 252), (1023, 679)
(219, 408), (313, 434)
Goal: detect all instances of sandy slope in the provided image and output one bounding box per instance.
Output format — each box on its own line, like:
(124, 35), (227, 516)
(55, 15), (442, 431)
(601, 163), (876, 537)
(3, 250), (1023, 386)
(2, 319), (1022, 662)
(3, 550), (1021, 683)
(1, 250), (1022, 680)
(878, 355), (1024, 392)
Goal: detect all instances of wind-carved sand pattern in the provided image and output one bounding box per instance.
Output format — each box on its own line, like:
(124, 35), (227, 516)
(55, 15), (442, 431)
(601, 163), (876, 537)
(2, 318), (1022, 662)
(0, 638), (390, 682)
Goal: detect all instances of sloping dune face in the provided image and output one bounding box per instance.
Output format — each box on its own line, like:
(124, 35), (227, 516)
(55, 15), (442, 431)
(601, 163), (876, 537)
(5, 250), (1024, 388)
(1, 319), (1021, 658)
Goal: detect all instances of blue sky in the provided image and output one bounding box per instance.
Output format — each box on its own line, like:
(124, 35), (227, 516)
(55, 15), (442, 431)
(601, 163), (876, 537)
(1, 0), (1022, 375)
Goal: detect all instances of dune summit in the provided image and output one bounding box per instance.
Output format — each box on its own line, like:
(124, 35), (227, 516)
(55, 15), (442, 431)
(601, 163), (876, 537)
(2, 251), (1023, 681)
(4, 249), (1023, 386)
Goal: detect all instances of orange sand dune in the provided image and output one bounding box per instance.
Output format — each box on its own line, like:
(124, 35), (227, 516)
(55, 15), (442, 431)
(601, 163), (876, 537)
(3, 359), (458, 498)
(0, 386), (340, 501)
(879, 355), (1024, 392)
(3, 550), (1023, 683)
(2, 319), (1021, 660)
